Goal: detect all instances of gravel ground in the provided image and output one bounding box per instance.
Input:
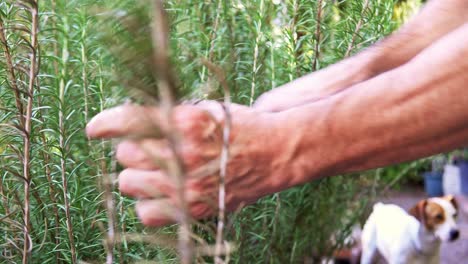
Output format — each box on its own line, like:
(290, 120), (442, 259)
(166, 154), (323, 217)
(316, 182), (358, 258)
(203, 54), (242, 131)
(379, 188), (468, 264)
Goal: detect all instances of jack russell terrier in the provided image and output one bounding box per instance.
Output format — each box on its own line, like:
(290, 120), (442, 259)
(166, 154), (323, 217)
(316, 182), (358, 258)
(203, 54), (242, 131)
(361, 195), (460, 264)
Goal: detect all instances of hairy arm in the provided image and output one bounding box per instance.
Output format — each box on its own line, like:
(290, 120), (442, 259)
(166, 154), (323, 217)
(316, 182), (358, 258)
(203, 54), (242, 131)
(86, 10), (468, 226)
(273, 23), (468, 188)
(254, 0), (468, 112)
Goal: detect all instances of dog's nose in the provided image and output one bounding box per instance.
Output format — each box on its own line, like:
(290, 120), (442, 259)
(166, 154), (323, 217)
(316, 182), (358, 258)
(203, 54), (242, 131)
(449, 229), (460, 241)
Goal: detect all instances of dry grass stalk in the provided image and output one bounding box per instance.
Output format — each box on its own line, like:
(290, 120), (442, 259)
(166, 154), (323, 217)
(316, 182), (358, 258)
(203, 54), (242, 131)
(98, 2), (194, 261)
(199, 58), (232, 263)
(102, 1), (240, 262)
(101, 151), (117, 264)
(215, 83), (231, 264)
(151, 1), (193, 263)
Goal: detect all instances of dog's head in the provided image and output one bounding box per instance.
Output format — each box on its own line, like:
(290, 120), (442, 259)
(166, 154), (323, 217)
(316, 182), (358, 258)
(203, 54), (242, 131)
(409, 195), (460, 242)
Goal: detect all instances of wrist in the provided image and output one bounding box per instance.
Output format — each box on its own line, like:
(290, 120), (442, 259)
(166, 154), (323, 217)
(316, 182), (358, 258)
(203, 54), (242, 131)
(227, 108), (295, 197)
(270, 100), (339, 188)
(253, 51), (378, 113)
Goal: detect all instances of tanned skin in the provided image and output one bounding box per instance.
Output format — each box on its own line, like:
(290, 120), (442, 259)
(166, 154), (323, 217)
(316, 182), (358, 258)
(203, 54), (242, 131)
(254, 0), (468, 112)
(86, 0), (468, 226)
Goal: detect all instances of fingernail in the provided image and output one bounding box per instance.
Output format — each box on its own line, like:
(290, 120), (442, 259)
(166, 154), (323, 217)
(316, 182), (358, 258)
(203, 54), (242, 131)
(85, 117), (96, 137)
(86, 107), (117, 137)
(136, 200), (175, 226)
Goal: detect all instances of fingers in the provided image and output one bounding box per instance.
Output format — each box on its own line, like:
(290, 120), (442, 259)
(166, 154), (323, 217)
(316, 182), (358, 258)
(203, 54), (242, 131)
(136, 199), (175, 226)
(86, 104), (164, 139)
(86, 103), (221, 140)
(120, 168), (215, 226)
(119, 168), (176, 199)
(118, 168), (202, 201)
(116, 140), (171, 170)
(136, 198), (214, 227)
(87, 102), (233, 227)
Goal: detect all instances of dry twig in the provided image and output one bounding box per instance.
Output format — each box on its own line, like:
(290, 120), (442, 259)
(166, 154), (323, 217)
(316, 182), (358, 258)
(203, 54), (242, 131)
(151, 1), (193, 263)
(21, 1), (39, 262)
(345, 0), (371, 57)
(312, 0), (324, 71)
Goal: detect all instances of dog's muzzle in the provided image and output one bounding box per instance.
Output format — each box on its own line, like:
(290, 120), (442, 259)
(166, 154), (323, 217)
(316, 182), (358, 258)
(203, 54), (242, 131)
(449, 229), (460, 242)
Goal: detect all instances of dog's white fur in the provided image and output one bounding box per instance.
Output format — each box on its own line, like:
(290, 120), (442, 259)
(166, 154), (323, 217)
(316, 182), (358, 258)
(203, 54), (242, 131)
(361, 198), (459, 264)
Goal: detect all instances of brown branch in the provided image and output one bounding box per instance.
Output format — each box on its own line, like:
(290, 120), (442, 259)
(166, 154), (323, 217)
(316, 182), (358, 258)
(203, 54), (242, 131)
(345, 0), (370, 57)
(57, 9), (77, 263)
(199, 58), (232, 263)
(249, 0), (265, 106)
(215, 74), (230, 264)
(101, 146), (116, 264)
(35, 75), (61, 263)
(291, 0), (301, 79)
(0, 175), (11, 216)
(22, 1), (39, 262)
(152, 1), (193, 263)
(33, 1), (62, 259)
(81, 35), (89, 123)
(0, 17), (25, 126)
(312, 0), (323, 72)
(207, 1), (223, 63)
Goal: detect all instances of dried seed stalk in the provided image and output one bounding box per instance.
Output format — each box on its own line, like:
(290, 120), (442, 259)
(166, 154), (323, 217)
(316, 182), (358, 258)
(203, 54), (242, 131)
(101, 150), (116, 264)
(199, 58), (232, 263)
(151, 1), (193, 263)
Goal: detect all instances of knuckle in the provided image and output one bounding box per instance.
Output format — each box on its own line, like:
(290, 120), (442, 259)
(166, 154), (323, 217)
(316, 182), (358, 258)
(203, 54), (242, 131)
(190, 203), (212, 219)
(182, 151), (198, 167)
(141, 217), (155, 226)
(175, 107), (214, 132)
(138, 211), (167, 226)
(136, 201), (173, 226)
(116, 141), (146, 164)
(118, 170), (133, 191)
(115, 142), (131, 163)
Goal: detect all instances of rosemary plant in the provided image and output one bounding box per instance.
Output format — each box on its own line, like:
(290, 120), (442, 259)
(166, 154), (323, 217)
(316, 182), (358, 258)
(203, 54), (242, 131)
(0, 0), (424, 263)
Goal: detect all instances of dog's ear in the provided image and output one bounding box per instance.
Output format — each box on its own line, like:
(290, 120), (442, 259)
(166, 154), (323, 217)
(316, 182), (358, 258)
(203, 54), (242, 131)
(443, 195), (458, 211)
(409, 200), (428, 224)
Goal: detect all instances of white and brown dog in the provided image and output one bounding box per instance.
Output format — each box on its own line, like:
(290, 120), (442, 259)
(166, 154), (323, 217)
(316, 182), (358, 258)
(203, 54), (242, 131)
(361, 195), (460, 264)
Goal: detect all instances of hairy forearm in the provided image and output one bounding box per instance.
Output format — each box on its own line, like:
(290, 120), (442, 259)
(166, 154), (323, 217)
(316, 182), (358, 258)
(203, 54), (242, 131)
(369, 0), (468, 72)
(273, 23), (468, 188)
(254, 0), (468, 112)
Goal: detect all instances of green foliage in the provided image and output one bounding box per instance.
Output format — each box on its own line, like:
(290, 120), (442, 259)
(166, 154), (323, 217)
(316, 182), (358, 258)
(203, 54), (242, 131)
(0, 0), (423, 263)
(229, 176), (373, 263)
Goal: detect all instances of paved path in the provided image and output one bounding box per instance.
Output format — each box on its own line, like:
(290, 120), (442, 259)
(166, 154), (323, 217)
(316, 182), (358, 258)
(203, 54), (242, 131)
(379, 188), (468, 264)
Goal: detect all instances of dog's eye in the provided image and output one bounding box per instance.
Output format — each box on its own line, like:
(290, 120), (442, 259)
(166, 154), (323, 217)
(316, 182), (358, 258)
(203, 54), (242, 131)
(436, 214), (444, 220)
(454, 213), (458, 218)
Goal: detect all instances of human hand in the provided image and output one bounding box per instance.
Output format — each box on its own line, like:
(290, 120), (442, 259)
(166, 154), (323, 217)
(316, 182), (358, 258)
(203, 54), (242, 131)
(86, 102), (287, 226)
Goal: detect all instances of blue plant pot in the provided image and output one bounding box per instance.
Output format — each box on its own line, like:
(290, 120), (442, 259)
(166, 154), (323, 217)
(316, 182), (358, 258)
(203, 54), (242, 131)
(424, 171), (444, 197)
(459, 161), (468, 195)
